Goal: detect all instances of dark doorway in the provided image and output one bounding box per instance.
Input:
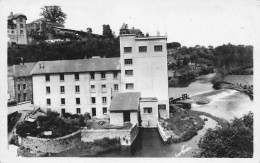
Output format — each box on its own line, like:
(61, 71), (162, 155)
(92, 108), (96, 117)
(61, 109), (65, 117)
(123, 111), (130, 122)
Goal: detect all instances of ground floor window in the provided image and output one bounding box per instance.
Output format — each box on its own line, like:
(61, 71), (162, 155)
(76, 108), (81, 114)
(92, 108), (96, 116)
(18, 93), (21, 102)
(61, 108), (65, 116)
(23, 93), (27, 101)
(103, 107), (107, 114)
(158, 104), (166, 110)
(144, 107), (152, 114)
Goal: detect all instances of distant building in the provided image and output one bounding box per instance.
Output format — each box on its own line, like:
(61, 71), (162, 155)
(8, 62), (37, 103)
(7, 12), (28, 45)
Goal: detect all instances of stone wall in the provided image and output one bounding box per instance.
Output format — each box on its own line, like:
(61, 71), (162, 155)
(158, 123), (170, 142)
(81, 123), (138, 146)
(19, 130), (81, 153)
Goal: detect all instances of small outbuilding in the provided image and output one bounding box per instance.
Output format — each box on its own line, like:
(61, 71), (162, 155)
(109, 92), (141, 126)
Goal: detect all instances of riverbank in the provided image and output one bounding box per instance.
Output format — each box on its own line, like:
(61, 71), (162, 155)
(161, 109), (228, 144)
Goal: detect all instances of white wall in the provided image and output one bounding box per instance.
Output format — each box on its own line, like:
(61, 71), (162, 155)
(140, 101), (159, 127)
(33, 71), (121, 118)
(110, 112), (124, 126)
(120, 35), (169, 117)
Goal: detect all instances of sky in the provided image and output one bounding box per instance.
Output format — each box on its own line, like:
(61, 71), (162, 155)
(1, 0), (260, 47)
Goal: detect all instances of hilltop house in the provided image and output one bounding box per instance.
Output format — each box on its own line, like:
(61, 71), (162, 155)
(7, 12), (28, 45)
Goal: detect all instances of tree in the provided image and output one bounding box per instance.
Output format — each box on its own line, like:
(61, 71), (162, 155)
(40, 6), (67, 24)
(197, 112), (253, 158)
(102, 24), (113, 38)
(167, 42), (181, 49)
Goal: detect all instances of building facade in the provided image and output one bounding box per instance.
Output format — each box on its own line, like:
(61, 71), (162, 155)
(8, 63), (36, 103)
(8, 12), (28, 45)
(119, 34), (169, 126)
(30, 58), (121, 118)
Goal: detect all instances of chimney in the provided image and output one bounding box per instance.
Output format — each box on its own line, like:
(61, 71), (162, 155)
(10, 12), (13, 17)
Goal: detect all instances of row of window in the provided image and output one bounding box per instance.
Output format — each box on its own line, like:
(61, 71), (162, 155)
(124, 45), (163, 53)
(45, 72), (118, 82)
(61, 107), (107, 115)
(46, 97), (108, 106)
(46, 84), (119, 94)
(17, 84), (26, 90)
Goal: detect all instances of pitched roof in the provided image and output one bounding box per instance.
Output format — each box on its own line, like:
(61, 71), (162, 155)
(30, 58), (121, 75)
(8, 62), (37, 77)
(8, 13), (27, 20)
(109, 92), (141, 111)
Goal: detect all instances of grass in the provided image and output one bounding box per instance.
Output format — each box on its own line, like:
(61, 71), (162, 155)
(162, 109), (228, 143)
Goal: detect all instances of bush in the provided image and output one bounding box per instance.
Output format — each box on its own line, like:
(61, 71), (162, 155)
(197, 112), (253, 158)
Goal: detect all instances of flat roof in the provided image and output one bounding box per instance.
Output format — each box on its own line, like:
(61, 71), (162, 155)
(140, 97), (158, 102)
(109, 92), (141, 112)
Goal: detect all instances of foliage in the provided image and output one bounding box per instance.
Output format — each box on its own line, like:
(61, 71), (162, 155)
(102, 24), (113, 38)
(8, 38), (120, 65)
(197, 112), (253, 158)
(167, 42), (181, 49)
(40, 6), (67, 24)
(8, 111), (22, 133)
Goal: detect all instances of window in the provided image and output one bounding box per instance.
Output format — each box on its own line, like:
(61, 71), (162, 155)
(61, 109), (65, 116)
(154, 45), (163, 52)
(124, 59), (133, 65)
(20, 30), (23, 34)
(45, 74), (50, 82)
(158, 104), (166, 110)
(126, 83), (134, 90)
(124, 47), (132, 53)
(20, 17), (23, 22)
(76, 108), (81, 114)
(103, 107), (107, 114)
(76, 98), (80, 105)
(46, 86), (50, 94)
(47, 99), (51, 105)
(60, 74), (64, 81)
(125, 70), (133, 76)
(114, 84), (119, 91)
(90, 72), (95, 80)
(101, 84), (106, 93)
(101, 72), (106, 79)
(144, 107), (152, 114)
(75, 85), (80, 93)
(17, 84), (21, 90)
(90, 85), (95, 92)
(139, 46), (147, 52)
(113, 72), (118, 79)
(92, 108), (96, 116)
(23, 93), (27, 101)
(20, 24), (23, 28)
(18, 94), (21, 102)
(102, 97), (107, 104)
(60, 86), (65, 93)
(61, 98), (65, 105)
(23, 84), (26, 89)
(91, 97), (96, 104)
(75, 73), (79, 80)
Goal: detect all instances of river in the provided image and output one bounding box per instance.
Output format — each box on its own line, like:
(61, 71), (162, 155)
(54, 73), (253, 157)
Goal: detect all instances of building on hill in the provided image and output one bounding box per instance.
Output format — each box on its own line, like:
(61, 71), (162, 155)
(8, 62), (37, 104)
(7, 12), (28, 45)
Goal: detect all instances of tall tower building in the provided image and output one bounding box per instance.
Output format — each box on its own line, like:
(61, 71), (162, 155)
(8, 12), (28, 45)
(119, 30), (169, 126)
